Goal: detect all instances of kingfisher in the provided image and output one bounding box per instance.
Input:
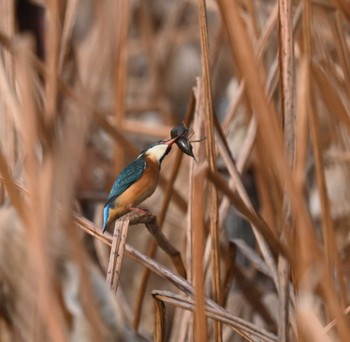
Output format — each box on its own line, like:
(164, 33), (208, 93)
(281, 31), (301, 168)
(102, 136), (179, 232)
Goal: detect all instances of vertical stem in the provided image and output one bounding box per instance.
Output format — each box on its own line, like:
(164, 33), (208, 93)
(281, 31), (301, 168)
(106, 220), (130, 291)
(302, 1), (350, 340)
(197, 0), (221, 339)
(0, 0), (15, 171)
(113, 0), (129, 174)
(278, 0), (295, 340)
(279, 0), (296, 163)
(192, 166), (207, 341)
(217, 0), (315, 279)
(45, 0), (60, 125)
(153, 296), (166, 342)
(132, 97), (194, 332)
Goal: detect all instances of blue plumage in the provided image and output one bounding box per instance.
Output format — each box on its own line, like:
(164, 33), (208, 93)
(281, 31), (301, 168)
(103, 157), (146, 232)
(102, 136), (180, 233)
(105, 157), (146, 205)
(103, 206), (111, 232)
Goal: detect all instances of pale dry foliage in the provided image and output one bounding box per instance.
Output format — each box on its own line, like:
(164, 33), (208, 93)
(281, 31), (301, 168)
(0, 0), (350, 341)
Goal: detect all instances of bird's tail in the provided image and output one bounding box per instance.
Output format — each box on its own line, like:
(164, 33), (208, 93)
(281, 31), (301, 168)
(102, 205), (110, 233)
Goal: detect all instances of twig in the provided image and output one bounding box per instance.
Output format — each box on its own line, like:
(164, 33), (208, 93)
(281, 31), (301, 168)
(141, 212), (187, 278)
(152, 290), (278, 342)
(106, 210), (187, 278)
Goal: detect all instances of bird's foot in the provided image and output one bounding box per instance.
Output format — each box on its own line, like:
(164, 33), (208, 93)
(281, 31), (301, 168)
(128, 207), (149, 215)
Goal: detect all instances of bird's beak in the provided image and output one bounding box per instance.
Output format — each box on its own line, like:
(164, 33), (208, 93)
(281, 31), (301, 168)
(164, 136), (179, 146)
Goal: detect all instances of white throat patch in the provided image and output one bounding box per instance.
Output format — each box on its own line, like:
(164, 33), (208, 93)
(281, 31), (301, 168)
(144, 144), (169, 162)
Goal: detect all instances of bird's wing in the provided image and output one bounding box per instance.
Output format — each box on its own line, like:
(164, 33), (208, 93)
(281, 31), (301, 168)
(104, 157), (146, 207)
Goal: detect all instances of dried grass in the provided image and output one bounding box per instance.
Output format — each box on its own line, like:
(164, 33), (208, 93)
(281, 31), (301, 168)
(0, 0), (350, 341)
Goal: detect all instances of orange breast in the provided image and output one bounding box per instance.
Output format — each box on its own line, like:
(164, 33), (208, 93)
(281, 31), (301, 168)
(115, 156), (160, 209)
(105, 157), (161, 230)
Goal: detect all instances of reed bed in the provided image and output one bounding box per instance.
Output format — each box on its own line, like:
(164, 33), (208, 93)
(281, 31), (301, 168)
(0, 0), (350, 341)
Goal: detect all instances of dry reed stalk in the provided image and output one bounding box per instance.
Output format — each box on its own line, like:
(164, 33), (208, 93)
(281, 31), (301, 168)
(332, 0), (350, 24)
(197, 1), (222, 340)
(278, 0), (295, 340)
(1, 1), (350, 340)
(44, 0), (60, 125)
(208, 169), (288, 258)
(296, 299), (333, 342)
(132, 97), (194, 332)
(152, 290), (278, 342)
(301, 1), (350, 340)
(0, 150), (24, 219)
(113, 0), (128, 175)
(76, 214), (193, 292)
(294, 58), (309, 190)
(58, 0), (79, 71)
(312, 64), (350, 130)
(75, 210), (280, 341)
(329, 11), (350, 94)
(49, 2), (118, 335)
(150, 0), (187, 104)
(218, 116), (257, 229)
(0, 0), (15, 184)
(0, 0), (14, 68)
(230, 239), (271, 277)
(278, 0), (296, 162)
(0, 3), (127, 340)
(217, 0), (317, 284)
(192, 165), (207, 341)
(230, 261), (276, 328)
(106, 219), (130, 291)
(222, 5), (278, 133)
(15, 37), (67, 341)
(153, 294), (167, 342)
(308, 77), (339, 277)
(214, 118), (279, 287)
(219, 3), (301, 239)
(168, 87), (203, 341)
(143, 214), (186, 277)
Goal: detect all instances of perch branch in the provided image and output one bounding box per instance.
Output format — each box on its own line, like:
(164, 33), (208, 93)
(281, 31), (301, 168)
(106, 219), (130, 291)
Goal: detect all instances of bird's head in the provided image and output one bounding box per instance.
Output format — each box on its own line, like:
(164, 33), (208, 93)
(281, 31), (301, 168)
(140, 137), (179, 164)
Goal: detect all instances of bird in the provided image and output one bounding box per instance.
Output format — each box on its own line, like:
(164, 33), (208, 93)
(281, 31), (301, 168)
(102, 136), (179, 233)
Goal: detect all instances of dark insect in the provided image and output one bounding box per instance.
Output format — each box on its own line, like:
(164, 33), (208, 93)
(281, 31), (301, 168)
(170, 124), (189, 139)
(170, 123), (205, 160)
(176, 136), (196, 160)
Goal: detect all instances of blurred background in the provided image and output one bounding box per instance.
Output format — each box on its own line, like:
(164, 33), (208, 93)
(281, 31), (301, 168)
(0, 0), (350, 341)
